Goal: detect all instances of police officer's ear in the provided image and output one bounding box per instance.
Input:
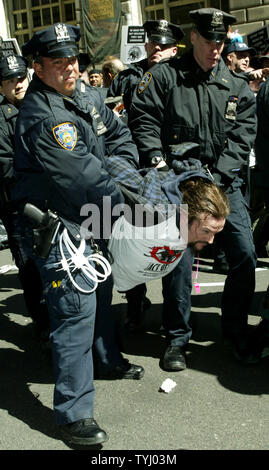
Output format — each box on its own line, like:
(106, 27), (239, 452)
(190, 29), (198, 46)
(33, 60), (44, 79)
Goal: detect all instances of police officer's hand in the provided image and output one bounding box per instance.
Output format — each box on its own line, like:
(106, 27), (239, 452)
(172, 158), (202, 174)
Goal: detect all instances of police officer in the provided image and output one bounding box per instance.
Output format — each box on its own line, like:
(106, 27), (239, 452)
(108, 19), (184, 332)
(129, 8), (258, 368)
(254, 70), (269, 256)
(107, 19), (184, 116)
(0, 54), (50, 340)
(12, 23), (143, 445)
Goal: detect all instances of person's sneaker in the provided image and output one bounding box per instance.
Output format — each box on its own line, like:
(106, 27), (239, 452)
(60, 418), (108, 445)
(162, 345), (186, 371)
(97, 358), (145, 380)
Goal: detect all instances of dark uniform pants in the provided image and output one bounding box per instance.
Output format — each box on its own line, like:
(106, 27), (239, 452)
(162, 186), (256, 346)
(22, 224), (96, 425)
(93, 239), (124, 373)
(1, 210), (49, 330)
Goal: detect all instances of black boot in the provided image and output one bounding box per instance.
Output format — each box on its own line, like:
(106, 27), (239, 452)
(60, 418), (108, 445)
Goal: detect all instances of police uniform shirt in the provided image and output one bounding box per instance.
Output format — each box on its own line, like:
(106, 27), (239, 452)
(107, 58), (149, 115)
(0, 97), (18, 186)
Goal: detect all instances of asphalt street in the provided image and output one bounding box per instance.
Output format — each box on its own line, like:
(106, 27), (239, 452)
(0, 246), (268, 455)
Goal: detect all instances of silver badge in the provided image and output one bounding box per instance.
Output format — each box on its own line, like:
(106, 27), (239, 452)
(157, 20), (168, 33)
(211, 11), (223, 27)
(7, 55), (19, 71)
(55, 23), (70, 43)
(225, 100), (237, 120)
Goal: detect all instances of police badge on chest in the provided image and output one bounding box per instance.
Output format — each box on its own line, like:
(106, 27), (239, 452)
(225, 96), (238, 120)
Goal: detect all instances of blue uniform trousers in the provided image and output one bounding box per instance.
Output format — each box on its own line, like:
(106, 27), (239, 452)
(93, 274), (124, 373)
(23, 225), (96, 425)
(93, 239), (124, 373)
(162, 186), (256, 346)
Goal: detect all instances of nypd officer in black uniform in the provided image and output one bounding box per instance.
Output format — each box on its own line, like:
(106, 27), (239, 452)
(108, 19), (184, 332)
(12, 23), (143, 445)
(129, 8), (258, 368)
(108, 20), (183, 116)
(0, 54), (50, 340)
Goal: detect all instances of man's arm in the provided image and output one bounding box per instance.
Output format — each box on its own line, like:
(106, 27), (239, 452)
(0, 119), (15, 182)
(90, 86), (140, 167)
(129, 67), (167, 167)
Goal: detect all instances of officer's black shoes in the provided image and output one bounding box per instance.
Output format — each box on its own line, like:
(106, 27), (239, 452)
(97, 358), (145, 380)
(161, 345), (186, 371)
(60, 418), (108, 446)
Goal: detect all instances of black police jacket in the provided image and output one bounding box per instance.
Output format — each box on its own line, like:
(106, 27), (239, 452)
(107, 58), (149, 114)
(129, 51), (257, 186)
(13, 74), (139, 239)
(0, 98), (18, 204)
(255, 77), (269, 189)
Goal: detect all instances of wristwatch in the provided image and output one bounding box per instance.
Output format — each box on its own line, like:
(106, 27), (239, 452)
(151, 156), (164, 166)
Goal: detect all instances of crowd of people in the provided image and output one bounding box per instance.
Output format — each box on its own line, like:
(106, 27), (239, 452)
(0, 8), (268, 447)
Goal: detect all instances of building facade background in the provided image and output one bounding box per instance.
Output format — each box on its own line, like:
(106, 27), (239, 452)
(0, 0), (269, 55)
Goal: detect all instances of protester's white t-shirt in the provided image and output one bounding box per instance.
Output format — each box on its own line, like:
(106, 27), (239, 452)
(108, 215), (187, 291)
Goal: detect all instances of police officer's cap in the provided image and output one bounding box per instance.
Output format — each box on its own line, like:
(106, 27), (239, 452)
(22, 23), (81, 59)
(226, 42), (256, 56)
(143, 19), (184, 45)
(0, 54), (28, 81)
(189, 8), (236, 42)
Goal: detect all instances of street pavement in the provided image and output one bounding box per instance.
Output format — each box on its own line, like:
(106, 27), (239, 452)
(0, 246), (268, 454)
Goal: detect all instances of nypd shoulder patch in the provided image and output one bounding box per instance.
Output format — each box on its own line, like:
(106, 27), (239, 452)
(137, 72), (152, 94)
(52, 122), (77, 150)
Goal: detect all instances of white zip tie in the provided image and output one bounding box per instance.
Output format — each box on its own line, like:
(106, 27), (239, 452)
(55, 228), (111, 293)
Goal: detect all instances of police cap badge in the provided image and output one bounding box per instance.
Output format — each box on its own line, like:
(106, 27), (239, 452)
(143, 19), (184, 45)
(189, 8), (236, 43)
(22, 23), (80, 58)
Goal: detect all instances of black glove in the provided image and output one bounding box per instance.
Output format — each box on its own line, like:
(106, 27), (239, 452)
(171, 158), (202, 174)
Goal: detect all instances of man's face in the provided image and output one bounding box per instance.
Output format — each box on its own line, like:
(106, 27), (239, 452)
(0, 75), (29, 106)
(191, 30), (225, 72)
(227, 51), (250, 73)
(187, 213), (225, 252)
(145, 40), (178, 68)
(89, 72), (103, 87)
(34, 56), (79, 96)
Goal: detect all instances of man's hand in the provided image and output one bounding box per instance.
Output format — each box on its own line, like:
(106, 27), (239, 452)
(248, 68), (269, 81)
